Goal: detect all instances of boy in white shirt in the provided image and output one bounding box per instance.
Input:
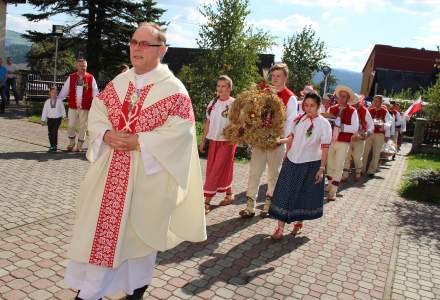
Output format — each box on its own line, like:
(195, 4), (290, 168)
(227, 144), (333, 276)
(41, 86), (66, 152)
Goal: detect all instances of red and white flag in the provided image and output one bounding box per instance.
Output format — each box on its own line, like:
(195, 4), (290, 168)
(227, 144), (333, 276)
(404, 96), (423, 118)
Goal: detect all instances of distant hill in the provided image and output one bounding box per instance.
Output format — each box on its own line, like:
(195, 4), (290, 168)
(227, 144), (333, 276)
(313, 68), (362, 93)
(5, 30), (32, 66)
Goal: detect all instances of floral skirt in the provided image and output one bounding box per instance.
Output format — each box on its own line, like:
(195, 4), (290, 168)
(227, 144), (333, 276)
(269, 159), (324, 224)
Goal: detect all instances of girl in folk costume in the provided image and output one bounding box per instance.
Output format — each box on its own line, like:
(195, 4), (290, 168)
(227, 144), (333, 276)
(326, 85), (359, 201)
(342, 94), (374, 181)
(199, 75), (237, 213)
(270, 92), (332, 240)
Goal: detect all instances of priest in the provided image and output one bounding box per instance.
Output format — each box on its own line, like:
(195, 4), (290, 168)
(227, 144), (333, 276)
(64, 22), (207, 300)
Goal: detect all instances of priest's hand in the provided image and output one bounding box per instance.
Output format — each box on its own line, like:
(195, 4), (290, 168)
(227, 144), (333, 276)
(103, 130), (134, 151)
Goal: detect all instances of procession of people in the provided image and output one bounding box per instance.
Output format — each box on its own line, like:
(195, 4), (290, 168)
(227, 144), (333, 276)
(0, 21), (410, 300)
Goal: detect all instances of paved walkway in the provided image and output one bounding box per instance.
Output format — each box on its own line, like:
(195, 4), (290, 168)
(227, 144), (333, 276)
(0, 106), (439, 300)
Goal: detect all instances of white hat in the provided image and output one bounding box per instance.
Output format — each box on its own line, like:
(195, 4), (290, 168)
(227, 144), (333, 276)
(335, 85), (355, 103)
(349, 93), (363, 105)
(383, 97), (391, 105)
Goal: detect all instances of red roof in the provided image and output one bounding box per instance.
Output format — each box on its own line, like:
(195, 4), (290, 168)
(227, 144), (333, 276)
(363, 44), (439, 73)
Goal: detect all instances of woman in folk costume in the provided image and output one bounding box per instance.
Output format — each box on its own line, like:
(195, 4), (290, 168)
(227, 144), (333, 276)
(342, 93), (374, 181)
(199, 75), (237, 213)
(269, 92), (332, 240)
(64, 23), (206, 300)
(326, 85), (359, 201)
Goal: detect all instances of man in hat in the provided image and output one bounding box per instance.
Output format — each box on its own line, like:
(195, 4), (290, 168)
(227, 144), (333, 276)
(64, 23), (206, 300)
(57, 58), (99, 151)
(326, 85), (359, 200)
(239, 63), (298, 218)
(342, 94), (373, 181)
(362, 95), (392, 176)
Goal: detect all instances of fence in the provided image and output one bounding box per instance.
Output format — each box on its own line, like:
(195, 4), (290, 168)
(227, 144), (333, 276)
(411, 118), (440, 154)
(24, 73), (108, 102)
(423, 121), (440, 148)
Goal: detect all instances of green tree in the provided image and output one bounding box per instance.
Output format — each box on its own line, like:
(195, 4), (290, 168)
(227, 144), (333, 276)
(26, 41), (76, 75)
(282, 26), (327, 94)
(425, 74), (440, 121)
(24, 0), (166, 80)
(316, 73), (338, 95)
(185, 0), (274, 120)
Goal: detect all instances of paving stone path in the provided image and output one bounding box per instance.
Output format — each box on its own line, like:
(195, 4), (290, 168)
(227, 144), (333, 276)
(0, 106), (439, 299)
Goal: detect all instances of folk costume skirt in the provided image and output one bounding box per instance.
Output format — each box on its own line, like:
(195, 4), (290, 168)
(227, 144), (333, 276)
(203, 140), (237, 198)
(269, 159), (324, 223)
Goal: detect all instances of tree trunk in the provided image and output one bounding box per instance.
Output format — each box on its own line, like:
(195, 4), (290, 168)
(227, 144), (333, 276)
(86, 0), (104, 80)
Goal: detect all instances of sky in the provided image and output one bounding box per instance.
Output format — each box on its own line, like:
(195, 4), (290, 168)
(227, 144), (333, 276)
(5, 0), (440, 72)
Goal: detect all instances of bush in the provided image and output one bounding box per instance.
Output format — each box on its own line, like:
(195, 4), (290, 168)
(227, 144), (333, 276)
(400, 168), (440, 204)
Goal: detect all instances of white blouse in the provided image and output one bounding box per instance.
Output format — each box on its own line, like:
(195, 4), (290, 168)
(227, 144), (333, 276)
(206, 97), (234, 141)
(287, 114), (332, 164)
(41, 98), (66, 121)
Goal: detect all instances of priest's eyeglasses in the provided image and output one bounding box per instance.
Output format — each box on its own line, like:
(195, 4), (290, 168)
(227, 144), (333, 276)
(129, 39), (162, 49)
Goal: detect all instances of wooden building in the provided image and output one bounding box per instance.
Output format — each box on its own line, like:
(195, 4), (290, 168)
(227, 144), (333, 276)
(361, 44), (439, 96)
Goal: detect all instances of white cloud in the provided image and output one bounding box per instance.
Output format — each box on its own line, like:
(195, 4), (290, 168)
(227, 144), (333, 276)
(326, 47), (372, 71)
(6, 14), (53, 33)
(166, 23), (198, 48)
(413, 19), (440, 49)
(321, 11), (344, 26)
(279, 0), (385, 13)
(252, 14), (319, 34)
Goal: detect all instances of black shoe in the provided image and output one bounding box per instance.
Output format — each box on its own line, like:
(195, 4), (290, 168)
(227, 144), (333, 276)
(75, 290), (101, 300)
(125, 284), (149, 300)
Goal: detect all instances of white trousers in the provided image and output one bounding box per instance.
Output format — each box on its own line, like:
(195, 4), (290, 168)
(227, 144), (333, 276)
(362, 133), (385, 174)
(343, 139), (366, 176)
(327, 141), (350, 196)
(68, 108), (89, 142)
(246, 146), (284, 211)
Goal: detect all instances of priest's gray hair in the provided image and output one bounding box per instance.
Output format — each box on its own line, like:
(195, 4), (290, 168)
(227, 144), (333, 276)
(138, 22), (167, 45)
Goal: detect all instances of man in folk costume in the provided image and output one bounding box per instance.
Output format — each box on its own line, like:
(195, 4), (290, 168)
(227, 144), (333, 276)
(342, 93), (374, 181)
(362, 95), (392, 177)
(326, 85), (359, 201)
(57, 58), (99, 151)
(64, 23), (207, 300)
(239, 63), (298, 218)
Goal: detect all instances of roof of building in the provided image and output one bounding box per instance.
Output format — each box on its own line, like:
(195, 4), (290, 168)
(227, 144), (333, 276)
(362, 44), (439, 73)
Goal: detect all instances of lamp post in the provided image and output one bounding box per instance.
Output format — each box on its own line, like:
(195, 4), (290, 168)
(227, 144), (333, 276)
(52, 25), (64, 83)
(322, 65), (332, 97)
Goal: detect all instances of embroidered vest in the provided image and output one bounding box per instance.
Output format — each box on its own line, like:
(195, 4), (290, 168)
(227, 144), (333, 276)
(68, 72), (94, 110)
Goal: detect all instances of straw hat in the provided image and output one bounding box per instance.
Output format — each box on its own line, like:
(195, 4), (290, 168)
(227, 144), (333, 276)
(335, 85), (355, 103)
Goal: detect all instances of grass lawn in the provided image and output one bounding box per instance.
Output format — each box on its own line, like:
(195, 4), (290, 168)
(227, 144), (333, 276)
(400, 152), (440, 204)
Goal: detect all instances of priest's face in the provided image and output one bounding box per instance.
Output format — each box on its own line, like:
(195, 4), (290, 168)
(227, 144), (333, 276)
(130, 26), (166, 74)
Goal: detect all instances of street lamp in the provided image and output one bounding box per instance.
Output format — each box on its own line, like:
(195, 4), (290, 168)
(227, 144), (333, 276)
(52, 25), (64, 83)
(321, 65), (332, 97)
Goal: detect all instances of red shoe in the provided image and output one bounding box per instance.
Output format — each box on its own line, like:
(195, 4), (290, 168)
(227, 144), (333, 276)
(271, 226), (284, 240)
(291, 222), (303, 236)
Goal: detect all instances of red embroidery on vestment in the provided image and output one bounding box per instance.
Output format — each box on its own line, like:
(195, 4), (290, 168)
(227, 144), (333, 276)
(89, 82), (194, 267)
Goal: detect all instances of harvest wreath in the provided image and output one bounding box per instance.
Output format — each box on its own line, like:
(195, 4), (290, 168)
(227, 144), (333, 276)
(223, 82), (286, 149)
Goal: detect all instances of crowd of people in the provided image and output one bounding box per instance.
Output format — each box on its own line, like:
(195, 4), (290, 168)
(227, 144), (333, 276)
(199, 63), (405, 241)
(4, 21), (406, 300)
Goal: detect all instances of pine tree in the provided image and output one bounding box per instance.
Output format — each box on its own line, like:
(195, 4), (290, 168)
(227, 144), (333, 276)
(23, 0), (166, 80)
